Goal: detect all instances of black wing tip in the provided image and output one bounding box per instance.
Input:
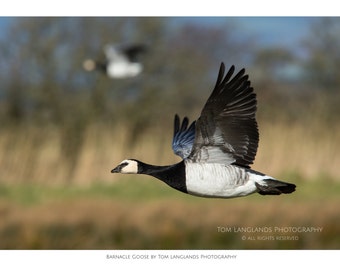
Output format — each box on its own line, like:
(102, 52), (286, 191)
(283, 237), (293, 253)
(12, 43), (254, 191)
(124, 43), (147, 51)
(218, 62), (246, 77)
(215, 63), (248, 89)
(174, 114), (180, 135)
(215, 62), (226, 89)
(219, 62), (234, 70)
(219, 63), (249, 91)
(174, 114), (195, 133)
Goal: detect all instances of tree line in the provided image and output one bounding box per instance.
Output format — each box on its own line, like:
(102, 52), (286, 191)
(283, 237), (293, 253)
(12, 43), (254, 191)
(0, 17), (339, 130)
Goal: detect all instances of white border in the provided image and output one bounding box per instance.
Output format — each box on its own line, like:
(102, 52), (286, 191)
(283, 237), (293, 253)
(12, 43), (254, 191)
(0, 4), (338, 270)
(0, 250), (339, 269)
(0, 1), (338, 16)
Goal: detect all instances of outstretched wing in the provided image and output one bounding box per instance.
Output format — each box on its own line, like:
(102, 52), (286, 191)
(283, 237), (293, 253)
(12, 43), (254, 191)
(123, 44), (147, 62)
(104, 45), (126, 62)
(172, 114), (196, 160)
(104, 44), (146, 63)
(188, 63), (259, 167)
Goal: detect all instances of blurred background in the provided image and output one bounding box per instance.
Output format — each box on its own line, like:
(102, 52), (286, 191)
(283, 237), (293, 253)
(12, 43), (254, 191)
(0, 17), (339, 249)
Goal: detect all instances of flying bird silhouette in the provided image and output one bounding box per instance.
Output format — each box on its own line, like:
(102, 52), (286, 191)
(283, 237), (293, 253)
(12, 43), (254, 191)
(111, 63), (296, 198)
(83, 43), (147, 79)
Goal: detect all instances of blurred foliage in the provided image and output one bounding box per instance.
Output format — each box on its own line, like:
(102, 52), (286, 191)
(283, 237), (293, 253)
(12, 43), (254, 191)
(0, 17), (339, 180)
(302, 18), (340, 91)
(1, 17), (339, 125)
(0, 18), (229, 125)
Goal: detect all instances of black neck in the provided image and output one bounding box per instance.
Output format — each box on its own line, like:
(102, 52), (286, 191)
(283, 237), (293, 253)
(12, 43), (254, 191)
(137, 160), (187, 194)
(94, 61), (107, 72)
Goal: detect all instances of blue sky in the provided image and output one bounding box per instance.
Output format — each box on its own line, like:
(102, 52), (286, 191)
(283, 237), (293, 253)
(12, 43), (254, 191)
(232, 17), (314, 47)
(171, 17), (316, 49)
(0, 17), (13, 39)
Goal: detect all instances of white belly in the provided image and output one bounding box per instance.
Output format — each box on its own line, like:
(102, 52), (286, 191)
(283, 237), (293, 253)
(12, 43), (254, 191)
(185, 162), (258, 198)
(108, 62), (142, 78)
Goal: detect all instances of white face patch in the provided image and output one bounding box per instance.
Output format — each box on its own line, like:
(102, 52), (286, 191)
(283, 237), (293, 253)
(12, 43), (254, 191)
(119, 159), (138, 174)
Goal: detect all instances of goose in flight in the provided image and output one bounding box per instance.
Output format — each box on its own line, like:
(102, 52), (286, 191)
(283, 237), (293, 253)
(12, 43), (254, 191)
(83, 43), (147, 79)
(111, 63), (296, 198)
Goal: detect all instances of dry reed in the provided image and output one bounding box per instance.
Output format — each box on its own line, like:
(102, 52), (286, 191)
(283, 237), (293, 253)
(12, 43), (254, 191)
(0, 121), (338, 185)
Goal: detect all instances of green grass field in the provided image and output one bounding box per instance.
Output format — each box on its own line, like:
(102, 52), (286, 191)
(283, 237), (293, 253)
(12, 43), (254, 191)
(0, 175), (339, 249)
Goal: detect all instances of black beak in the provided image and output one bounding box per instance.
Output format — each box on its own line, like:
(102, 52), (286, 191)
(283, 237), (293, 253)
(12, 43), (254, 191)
(111, 163), (125, 173)
(111, 166), (120, 173)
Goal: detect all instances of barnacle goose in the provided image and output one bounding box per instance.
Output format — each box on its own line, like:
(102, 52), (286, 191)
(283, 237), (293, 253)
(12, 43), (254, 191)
(83, 44), (147, 79)
(111, 63), (296, 198)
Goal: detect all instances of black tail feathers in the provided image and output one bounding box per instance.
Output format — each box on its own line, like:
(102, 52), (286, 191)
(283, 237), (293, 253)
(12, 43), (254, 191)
(256, 179), (296, 196)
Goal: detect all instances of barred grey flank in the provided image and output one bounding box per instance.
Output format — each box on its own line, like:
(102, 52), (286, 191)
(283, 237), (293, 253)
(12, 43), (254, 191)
(229, 166), (250, 186)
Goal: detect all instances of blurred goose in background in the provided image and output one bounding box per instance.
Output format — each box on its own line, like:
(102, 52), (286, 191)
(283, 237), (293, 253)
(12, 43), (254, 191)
(111, 63), (296, 199)
(83, 43), (147, 79)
